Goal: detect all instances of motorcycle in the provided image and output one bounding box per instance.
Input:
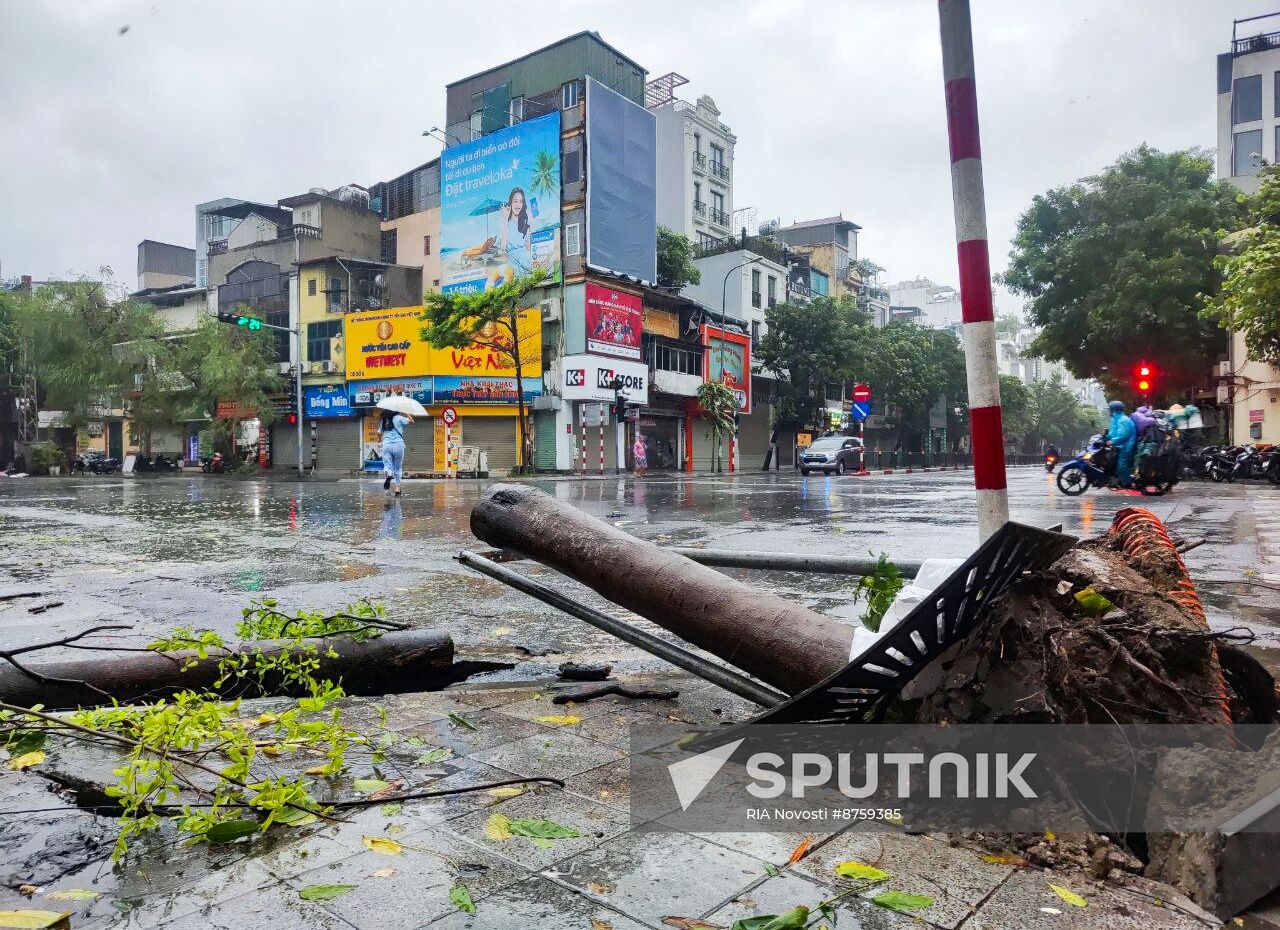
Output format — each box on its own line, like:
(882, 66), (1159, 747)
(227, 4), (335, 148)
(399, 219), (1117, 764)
(1055, 436), (1117, 496)
(1207, 445), (1247, 483)
(151, 453), (181, 473)
(73, 452), (120, 475)
(201, 452), (225, 474)
(1043, 451), (1059, 473)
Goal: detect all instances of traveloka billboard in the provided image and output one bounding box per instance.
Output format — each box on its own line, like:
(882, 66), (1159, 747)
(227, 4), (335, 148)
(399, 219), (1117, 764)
(440, 112), (562, 296)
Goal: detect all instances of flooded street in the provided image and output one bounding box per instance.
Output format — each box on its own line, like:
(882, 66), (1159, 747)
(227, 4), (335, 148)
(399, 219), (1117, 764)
(3, 469), (1278, 675)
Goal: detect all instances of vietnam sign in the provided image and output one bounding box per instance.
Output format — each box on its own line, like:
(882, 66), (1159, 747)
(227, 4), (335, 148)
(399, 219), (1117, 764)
(344, 308), (431, 381)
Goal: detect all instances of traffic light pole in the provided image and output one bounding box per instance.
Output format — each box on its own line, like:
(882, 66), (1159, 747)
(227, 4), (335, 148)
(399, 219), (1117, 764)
(246, 320), (304, 477)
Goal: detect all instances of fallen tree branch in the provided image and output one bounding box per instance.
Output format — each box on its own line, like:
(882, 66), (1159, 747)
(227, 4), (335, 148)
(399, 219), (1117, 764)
(0, 625), (134, 700)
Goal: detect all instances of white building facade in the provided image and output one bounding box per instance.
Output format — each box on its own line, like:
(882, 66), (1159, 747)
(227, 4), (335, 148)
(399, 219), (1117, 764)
(651, 84), (736, 248)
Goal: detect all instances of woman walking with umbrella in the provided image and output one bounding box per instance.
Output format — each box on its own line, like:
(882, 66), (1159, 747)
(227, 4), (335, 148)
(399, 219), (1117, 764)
(377, 392), (427, 496)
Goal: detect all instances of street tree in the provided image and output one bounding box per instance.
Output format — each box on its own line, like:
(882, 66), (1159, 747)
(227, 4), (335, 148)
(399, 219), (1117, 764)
(754, 295), (866, 430)
(1026, 375), (1102, 451)
(998, 375), (1033, 446)
(421, 269), (547, 474)
(1204, 163), (1280, 367)
(9, 277), (170, 429)
(1002, 145), (1241, 398)
(858, 323), (967, 448)
(150, 316), (282, 459)
(656, 226), (701, 289)
(696, 380), (737, 473)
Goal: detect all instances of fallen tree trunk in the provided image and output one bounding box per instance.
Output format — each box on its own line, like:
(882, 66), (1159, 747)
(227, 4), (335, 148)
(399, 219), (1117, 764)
(471, 483), (854, 695)
(0, 629), (454, 709)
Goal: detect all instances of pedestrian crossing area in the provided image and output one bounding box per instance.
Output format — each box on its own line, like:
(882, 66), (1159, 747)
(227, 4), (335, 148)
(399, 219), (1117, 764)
(1255, 491), (1280, 583)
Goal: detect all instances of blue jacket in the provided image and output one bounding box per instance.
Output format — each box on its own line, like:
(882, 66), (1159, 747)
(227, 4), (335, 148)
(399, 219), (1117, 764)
(1107, 411), (1137, 450)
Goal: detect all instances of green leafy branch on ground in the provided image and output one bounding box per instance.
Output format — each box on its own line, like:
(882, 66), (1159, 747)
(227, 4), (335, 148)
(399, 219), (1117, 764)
(0, 599), (409, 861)
(853, 554), (904, 633)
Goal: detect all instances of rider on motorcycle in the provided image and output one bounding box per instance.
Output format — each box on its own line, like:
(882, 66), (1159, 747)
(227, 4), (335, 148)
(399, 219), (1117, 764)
(1106, 400), (1137, 487)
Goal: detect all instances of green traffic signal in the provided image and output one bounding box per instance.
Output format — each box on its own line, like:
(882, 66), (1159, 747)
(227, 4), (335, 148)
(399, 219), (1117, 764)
(234, 315), (263, 331)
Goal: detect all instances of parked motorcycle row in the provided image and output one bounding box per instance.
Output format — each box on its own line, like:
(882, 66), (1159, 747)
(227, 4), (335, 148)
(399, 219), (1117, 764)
(1194, 443), (1280, 485)
(71, 451), (120, 474)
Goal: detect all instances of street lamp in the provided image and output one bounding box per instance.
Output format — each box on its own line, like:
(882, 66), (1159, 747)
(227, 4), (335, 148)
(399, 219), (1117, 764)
(422, 126), (463, 147)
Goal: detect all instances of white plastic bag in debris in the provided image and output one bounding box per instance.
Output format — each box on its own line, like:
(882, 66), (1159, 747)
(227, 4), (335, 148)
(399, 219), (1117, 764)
(848, 558), (965, 661)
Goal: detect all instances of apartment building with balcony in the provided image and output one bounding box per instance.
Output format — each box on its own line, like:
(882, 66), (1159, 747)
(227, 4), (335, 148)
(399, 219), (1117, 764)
(1217, 13), (1280, 443)
(649, 73), (736, 247)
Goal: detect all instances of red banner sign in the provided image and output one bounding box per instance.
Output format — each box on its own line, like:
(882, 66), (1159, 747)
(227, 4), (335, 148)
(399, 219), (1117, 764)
(585, 283), (643, 361)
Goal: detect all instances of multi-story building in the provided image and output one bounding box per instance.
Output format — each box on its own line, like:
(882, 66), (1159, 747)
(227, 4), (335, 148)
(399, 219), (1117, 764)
(1217, 14), (1280, 444)
(195, 198), (291, 287)
(370, 159), (442, 293)
(648, 73), (736, 248)
(435, 32), (674, 474)
(136, 240), (195, 291)
(775, 216), (862, 301)
(886, 276), (964, 333)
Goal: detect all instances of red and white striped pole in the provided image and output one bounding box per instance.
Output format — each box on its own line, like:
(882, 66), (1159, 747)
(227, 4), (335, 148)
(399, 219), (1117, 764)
(939, 0), (1008, 540)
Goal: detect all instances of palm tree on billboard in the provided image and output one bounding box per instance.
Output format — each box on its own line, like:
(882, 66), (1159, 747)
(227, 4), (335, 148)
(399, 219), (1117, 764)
(530, 151), (558, 199)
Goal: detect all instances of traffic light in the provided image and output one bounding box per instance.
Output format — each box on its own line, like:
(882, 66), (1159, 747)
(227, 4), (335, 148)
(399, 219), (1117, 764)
(1132, 360), (1156, 396)
(609, 376), (629, 420)
(215, 309), (264, 331)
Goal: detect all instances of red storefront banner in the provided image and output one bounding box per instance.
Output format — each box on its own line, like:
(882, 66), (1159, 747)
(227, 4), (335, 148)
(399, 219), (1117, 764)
(585, 283), (643, 361)
(700, 324), (752, 414)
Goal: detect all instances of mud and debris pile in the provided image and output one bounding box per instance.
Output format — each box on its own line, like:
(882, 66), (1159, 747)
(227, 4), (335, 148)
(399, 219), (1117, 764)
(885, 507), (1280, 920)
(890, 507), (1273, 727)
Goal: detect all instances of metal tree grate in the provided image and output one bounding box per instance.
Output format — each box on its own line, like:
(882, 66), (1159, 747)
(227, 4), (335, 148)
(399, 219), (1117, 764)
(747, 521), (1077, 725)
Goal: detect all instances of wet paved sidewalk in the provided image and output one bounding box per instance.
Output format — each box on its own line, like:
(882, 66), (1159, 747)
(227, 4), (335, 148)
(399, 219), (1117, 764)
(1, 674), (1216, 930)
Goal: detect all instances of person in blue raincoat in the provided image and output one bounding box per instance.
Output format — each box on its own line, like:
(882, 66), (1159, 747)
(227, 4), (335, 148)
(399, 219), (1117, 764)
(1106, 399), (1137, 487)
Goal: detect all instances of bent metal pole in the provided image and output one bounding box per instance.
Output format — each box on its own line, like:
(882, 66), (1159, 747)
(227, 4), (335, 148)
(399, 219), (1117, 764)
(939, 0), (1009, 540)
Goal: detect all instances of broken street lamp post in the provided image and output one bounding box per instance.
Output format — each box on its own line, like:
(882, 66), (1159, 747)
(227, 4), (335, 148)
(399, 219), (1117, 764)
(470, 484), (854, 696)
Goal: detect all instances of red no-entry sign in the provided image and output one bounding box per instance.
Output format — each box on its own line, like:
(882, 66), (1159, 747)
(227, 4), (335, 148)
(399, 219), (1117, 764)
(852, 383), (871, 402)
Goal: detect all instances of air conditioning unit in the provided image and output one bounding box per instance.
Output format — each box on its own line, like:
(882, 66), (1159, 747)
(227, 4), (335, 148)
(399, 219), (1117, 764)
(277, 362), (293, 375)
(1218, 360), (1232, 378)
(323, 360), (340, 374)
(310, 361), (324, 375)
(539, 298), (561, 322)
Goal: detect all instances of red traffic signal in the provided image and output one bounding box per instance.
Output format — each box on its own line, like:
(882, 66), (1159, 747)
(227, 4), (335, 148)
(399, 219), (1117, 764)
(1132, 360), (1156, 395)
(287, 413), (298, 425)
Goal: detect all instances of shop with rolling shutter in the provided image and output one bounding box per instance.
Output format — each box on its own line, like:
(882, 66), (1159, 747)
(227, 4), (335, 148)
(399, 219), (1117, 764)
(461, 416), (518, 477)
(534, 411), (557, 472)
(403, 416), (435, 474)
(271, 422), (299, 473)
(736, 406), (771, 471)
(311, 419), (359, 472)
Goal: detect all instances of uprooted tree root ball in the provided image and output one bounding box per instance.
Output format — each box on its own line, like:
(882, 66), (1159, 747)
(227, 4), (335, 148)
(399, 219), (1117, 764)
(886, 526), (1270, 727)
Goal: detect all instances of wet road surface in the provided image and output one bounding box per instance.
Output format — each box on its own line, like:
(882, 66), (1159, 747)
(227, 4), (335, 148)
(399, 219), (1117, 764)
(2, 468), (1278, 677)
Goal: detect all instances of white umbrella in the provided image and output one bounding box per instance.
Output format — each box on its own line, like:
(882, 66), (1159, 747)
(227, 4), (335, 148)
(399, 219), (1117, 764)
(377, 395), (428, 417)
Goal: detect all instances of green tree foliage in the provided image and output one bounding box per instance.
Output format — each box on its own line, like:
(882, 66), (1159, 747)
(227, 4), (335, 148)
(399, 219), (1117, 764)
(998, 374), (1033, 442)
(656, 226), (701, 288)
(1026, 375), (1102, 451)
(696, 380), (737, 473)
(858, 323), (967, 442)
(1204, 164), (1280, 367)
(421, 270), (547, 473)
(754, 295), (866, 428)
(10, 278), (169, 428)
(141, 316), (282, 457)
(1002, 146), (1241, 397)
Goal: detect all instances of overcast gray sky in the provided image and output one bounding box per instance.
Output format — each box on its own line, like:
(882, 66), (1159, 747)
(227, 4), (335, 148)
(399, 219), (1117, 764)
(1, 0), (1274, 312)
